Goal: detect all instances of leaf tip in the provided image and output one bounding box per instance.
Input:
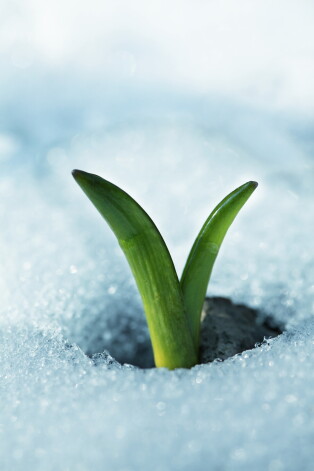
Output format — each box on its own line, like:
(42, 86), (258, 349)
(72, 169), (84, 181)
(72, 169), (93, 188)
(243, 180), (258, 194)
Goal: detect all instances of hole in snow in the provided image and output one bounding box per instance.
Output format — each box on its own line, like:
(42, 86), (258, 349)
(77, 297), (283, 369)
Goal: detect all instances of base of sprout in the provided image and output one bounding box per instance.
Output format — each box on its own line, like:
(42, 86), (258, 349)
(83, 297), (282, 369)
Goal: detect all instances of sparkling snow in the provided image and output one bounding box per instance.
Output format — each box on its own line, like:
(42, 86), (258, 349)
(1, 2), (314, 470)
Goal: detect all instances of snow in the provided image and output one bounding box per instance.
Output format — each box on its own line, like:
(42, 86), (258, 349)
(1, 1), (314, 470)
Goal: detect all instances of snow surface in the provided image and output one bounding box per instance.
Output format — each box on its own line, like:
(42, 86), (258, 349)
(1, 1), (314, 470)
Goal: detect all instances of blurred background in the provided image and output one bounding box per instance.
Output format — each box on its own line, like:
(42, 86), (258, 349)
(1, 0), (313, 160)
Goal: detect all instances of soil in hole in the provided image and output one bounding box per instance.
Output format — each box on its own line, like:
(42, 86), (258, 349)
(200, 297), (283, 363)
(89, 297), (283, 368)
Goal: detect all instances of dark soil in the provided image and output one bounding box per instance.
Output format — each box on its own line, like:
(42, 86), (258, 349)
(200, 297), (282, 363)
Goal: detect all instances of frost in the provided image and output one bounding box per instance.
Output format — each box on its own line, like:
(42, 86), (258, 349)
(1, 1), (314, 470)
(1, 116), (314, 470)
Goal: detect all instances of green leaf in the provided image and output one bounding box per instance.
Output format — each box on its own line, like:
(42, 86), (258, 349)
(180, 181), (258, 348)
(72, 170), (198, 369)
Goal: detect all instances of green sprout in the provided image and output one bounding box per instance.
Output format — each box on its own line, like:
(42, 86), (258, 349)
(72, 169), (257, 370)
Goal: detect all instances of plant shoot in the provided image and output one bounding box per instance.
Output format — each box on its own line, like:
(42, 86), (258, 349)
(72, 169), (257, 370)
